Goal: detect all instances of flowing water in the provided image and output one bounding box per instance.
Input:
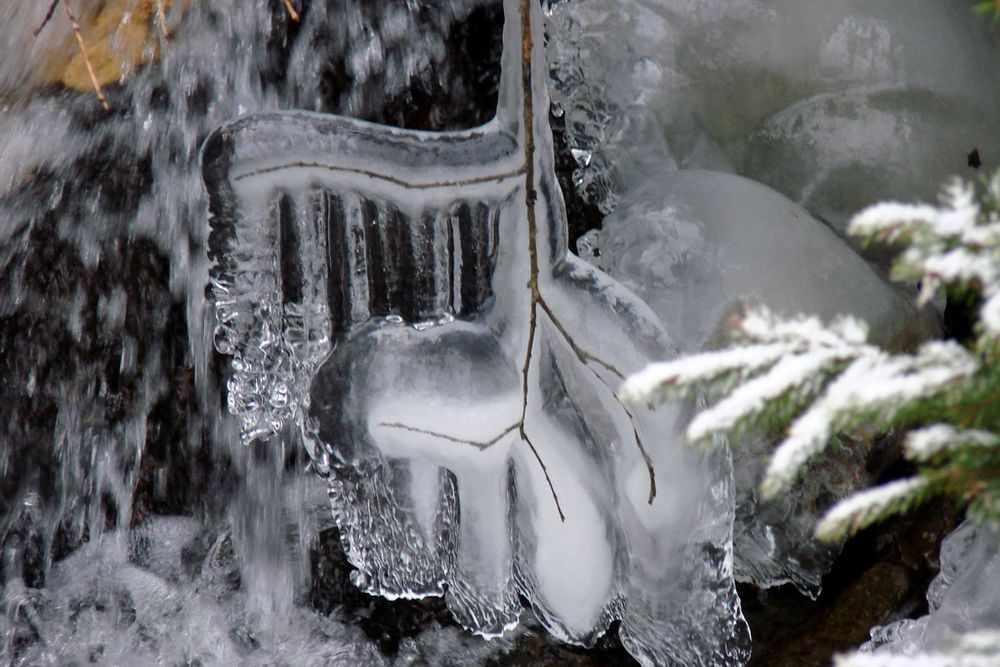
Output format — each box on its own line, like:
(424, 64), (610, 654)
(0, 1), (518, 663)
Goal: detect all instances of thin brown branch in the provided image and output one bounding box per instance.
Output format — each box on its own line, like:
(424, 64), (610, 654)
(514, 0), (567, 524)
(538, 296), (625, 379)
(283, 0), (301, 22)
(64, 0), (110, 111)
(537, 299), (656, 503)
(520, 426), (566, 522)
(377, 422), (518, 450)
(155, 0), (171, 40)
(624, 407), (657, 504)
(34, 0), (61, 36)
(518, 304), (566, 520)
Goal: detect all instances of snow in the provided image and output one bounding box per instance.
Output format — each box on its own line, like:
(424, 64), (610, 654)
(764, 341), (977, 497)
(686, 347), (847, 444)
(982, 294), (1000, 338)
(814, 477), (928, 542)
(905, 425), (1000, 462)
(618, 341), (791, 404)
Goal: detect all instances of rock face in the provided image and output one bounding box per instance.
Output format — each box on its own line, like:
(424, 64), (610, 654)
(864, 520), (1000, 657)
(0, 1), (186, 103)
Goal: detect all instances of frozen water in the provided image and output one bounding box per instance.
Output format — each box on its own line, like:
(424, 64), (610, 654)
(585, 169), (935, 594)
(745, 85), (1000, 235)
(205, 0), (749, 664)
(544, 0), (678, 213)
(861, 520), (1000, 657)
(592, 170), (932, 354)
(544, 0), (1000, 228)
(0, 0), (505, 664)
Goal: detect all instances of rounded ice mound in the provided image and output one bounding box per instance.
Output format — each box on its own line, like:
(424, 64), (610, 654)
(591, 168), (936, 594)
(595, 169), (932, 354)
(744, 85), (1000, 234)
(665, 0), (1000, 224)
(546, 0), (1000, 223)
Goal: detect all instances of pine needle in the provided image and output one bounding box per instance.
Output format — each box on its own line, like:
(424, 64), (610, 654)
(283, 0), (301, 22)
(63, 0), (111, 111)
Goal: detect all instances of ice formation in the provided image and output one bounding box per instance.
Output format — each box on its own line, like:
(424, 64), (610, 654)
(581, 169), (934, 594)
(857, 520), (1000, 660)
(204, 0), (749, 664)
(545, 0), (1000, 230)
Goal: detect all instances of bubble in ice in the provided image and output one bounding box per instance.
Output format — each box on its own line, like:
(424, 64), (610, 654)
(203, 1), (749, 664)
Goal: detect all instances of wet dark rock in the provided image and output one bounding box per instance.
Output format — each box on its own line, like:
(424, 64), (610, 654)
(743, 488), (958, 666)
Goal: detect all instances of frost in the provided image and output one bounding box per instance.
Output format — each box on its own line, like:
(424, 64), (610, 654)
(203, 1), (749, 664)
(847, 174), (1000, 338)
(763, 341), (977, 498)
(814, 477), (928, 543)
(686, 347), (849, 444)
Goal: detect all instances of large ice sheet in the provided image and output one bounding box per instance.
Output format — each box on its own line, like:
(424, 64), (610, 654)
(203, 1), (749, 664)
(586, 169), (935, 594)
(545, 0), (1000, 226)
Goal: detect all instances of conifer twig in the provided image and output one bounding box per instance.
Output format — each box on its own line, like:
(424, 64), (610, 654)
(64, 0), (111, 111)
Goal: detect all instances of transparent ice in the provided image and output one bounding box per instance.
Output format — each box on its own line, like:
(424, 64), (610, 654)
(204, 0), (749, 664)
(582, 169), (935, 595)
(544, 0), (1000, 230)
(861, 520), (1000, 657)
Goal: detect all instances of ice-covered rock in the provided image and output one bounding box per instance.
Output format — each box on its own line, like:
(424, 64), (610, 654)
(588, 168), (934, 594)
(545, 0), (1000, 227)
(593, 169), (930, 354)
(745, 85), (1000, 234)
(204, 0), (749, 664)
(859, 520), (1000, 658)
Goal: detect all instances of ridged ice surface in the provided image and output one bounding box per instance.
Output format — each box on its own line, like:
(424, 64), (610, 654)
(205, 1), (749, 664)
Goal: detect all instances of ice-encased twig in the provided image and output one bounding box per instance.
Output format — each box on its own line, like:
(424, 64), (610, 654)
(203, 0), (749, 663)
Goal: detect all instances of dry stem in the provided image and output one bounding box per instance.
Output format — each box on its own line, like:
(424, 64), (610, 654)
(63, 0), (111, 110)
(283, 0), (301, 22)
